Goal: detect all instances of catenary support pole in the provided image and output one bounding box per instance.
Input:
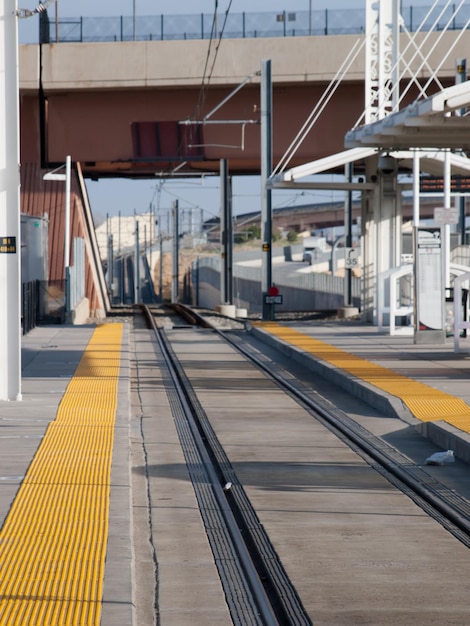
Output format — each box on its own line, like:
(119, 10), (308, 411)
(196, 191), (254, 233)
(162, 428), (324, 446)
(134, 219), (140, 304)
(261, 59), (273, 320)
(172, 200), (179, 302)
(220, 159), (233, 305)
(456, 58), (467, 244)
(344, 162), (353, 307)
(0, 2), (21, 400)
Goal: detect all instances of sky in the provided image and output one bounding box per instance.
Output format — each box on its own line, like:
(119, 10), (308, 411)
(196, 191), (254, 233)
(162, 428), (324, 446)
(17, 0), (432, 226)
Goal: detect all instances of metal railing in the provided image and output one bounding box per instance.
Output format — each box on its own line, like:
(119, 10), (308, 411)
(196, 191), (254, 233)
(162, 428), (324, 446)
(35, 4), (470, 45)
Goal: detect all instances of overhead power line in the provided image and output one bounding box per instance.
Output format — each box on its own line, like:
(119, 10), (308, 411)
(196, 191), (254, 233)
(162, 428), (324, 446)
(192, 0), (234, 120)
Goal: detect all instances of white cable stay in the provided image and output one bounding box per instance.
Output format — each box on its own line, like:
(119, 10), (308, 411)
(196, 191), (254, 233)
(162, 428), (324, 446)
(368, 0), (448, 124)
(357, 0), (454, 130)
(271, 36), (366, 177)
(398, 0), (468, 107)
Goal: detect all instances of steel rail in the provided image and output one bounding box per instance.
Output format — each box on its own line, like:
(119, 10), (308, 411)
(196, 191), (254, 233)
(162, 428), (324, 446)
(142, 305), (280, 626)
(159, 302), (470, 541)
(211, 323), (470, 545)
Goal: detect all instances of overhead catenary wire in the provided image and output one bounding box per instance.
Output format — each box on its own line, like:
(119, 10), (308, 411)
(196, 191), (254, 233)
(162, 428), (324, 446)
(191, 0), (234, 122)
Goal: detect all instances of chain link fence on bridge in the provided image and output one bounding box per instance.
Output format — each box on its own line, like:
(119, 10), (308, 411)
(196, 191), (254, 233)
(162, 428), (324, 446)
(37, 5), (470, 44)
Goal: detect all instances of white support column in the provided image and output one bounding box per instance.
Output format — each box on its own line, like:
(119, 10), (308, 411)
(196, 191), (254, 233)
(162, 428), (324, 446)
(413, 150), (421, 226)
(365, 0), (400, 123)
(444, 149), (451, 287)
(361, 155), (379, 322)
(65, 155), (71, 269)
(0, 1), (22, 401)
(363, 1), (403, 327)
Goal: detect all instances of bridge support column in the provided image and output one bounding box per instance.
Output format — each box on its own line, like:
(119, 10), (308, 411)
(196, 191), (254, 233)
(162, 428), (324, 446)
(361, 155), (402, 323)
(0, 2), (21, 400)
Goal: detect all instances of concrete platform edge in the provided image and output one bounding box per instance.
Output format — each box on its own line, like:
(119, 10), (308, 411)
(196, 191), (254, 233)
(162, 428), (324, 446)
(417, 420), (470, 465)
(250, 326), (470, 463)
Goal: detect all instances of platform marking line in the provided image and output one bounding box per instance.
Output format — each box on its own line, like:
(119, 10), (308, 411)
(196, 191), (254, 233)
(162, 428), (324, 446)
(256, 323), (470, 431)
(0, 323), (122, 626)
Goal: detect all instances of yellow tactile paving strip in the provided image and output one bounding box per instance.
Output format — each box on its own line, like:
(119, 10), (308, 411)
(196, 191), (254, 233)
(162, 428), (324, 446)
(257, 322), (470, 433)
(0, 324), (122, 626)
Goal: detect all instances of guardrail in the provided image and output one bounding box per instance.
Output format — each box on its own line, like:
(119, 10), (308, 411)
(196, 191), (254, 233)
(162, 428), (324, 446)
(35, 5), (470, 44)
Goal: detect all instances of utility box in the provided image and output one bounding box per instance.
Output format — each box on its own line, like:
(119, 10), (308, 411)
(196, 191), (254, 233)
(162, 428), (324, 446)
(21, 214), (48, 283)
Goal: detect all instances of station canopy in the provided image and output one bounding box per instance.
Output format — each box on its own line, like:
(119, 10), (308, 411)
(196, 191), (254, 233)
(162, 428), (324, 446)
(270, 82), (470, 188)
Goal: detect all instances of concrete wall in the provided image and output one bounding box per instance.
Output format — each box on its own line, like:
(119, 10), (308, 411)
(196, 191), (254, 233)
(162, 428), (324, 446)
(193, 256), (360, 314)
(19, 31), (470, 91)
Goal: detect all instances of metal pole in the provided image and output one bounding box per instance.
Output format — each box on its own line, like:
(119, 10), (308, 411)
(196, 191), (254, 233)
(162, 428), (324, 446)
(456, 58), (467, 244)
(134, 219), (140, 304)
(149, 203), (153, 271)
(133, 0), (136, 40)
(261, 59), (273, 320)
(344, 162), (353, 307)
(0, 1), (21, 400)
(118, 210), (121, 255)
(228, 175), (233, 304)
(413, 150), (420, 226)
(220, 159), (233, 305)
(309, 0), (312, 35)
(64, 155), (72, 315)
(55, 1), (59, 42)
(444, 149), (451, 288)
(172, 200), (179, 302)
(108, 234), (114, 299)
(65, 155), (71, 269)
(159, 232), (163, 302)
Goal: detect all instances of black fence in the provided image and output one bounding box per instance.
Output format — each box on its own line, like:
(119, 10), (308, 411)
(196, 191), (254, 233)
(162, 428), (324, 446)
(22, 281), (40, 335)
(37, 4), (470, 45)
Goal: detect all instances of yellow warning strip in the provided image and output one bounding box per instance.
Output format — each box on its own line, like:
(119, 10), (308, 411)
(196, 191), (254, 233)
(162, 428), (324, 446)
(0, 323), (123, 626)
(257, 322), (470, 432)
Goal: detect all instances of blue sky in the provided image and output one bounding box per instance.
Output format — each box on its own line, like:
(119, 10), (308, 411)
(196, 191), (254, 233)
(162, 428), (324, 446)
(17, 0), (431, 225)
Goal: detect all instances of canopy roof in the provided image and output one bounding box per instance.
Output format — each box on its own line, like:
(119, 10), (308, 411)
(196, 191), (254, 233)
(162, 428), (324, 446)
(345, 81), (470, 151)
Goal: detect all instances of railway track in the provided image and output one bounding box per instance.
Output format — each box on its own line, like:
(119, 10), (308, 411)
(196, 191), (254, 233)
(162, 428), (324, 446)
(142, 304), (311, 625)
(134, 303), (470, 624)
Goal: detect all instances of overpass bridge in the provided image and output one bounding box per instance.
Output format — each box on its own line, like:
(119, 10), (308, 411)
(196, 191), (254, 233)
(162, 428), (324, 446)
(19, 18), (469, 180)
(17, 7), (470, 327)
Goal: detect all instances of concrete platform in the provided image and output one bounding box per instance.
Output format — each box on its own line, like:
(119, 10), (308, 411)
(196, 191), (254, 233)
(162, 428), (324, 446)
(252, 319), (470, 463)
(1, 319), (470, 625)
(0, 324), (132, 626)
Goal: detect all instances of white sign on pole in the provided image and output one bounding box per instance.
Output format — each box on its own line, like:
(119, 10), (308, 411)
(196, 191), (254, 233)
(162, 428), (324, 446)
(344, 247), (359, 268)
(434, 206), (459, 225)
(414, 226), (446, 344)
